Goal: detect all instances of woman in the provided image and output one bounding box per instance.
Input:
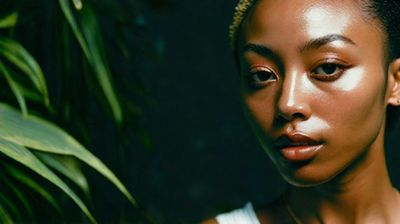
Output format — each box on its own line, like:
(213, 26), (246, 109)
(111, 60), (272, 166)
(204, 0), (400, 223)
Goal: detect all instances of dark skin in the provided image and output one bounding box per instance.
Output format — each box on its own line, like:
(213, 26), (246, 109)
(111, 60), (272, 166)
(204, 0), (400, 223)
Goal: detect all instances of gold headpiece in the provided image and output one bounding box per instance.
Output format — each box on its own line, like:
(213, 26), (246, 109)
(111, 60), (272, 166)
(229, 0), (255, 48)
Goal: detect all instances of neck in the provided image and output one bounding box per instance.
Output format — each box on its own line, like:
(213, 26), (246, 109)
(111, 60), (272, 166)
(287, 126), (399, 223)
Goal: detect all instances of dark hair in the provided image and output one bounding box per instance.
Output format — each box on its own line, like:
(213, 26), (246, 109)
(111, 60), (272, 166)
(364, 1), (400, 61)
(367, 1), (400, 131)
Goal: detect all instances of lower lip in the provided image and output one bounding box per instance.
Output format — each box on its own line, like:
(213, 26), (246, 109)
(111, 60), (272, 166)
(278, 145), (323, 162)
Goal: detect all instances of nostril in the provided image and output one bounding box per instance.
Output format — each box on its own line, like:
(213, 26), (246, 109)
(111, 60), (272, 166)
(292, 112), (305, 119)
(276, 109), (308, 122)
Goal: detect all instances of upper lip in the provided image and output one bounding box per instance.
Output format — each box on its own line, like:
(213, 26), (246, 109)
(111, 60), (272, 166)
(273, 133), (321, 149)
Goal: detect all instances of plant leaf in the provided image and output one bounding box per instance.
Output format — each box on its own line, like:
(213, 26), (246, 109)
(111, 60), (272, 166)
(35, 152), (89, 194)
(0, 12), (18, 29)
(0, 37), (49, 107)
(0, 193), (18, 224)
(4, 164), (63, 215)
(0, 173), (33, 220)
(79, 5), (123, 124)
(0, 60), (27, 116)
(72, 0), (83, 10)
(0, 103), (135, 206)
(0, 203), (13, 224)
(59, 0), (123, 124)
(0, 137), (96, 223)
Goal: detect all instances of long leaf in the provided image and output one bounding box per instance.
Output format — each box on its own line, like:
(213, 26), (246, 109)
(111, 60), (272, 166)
(0, 61), (27, 116)
(80, 5), (123, 124)
(5, 164), (62, 215)
(0, 203), (13, 224)
(0, 12), (18, 29)
(0, 38), (49, 106)
(0, 103), (135, 205)
(72, 0), (83, 10)
(35, 152), (89, 194)
(59, 0), (123, 124)
(0, 138), (96, 223)
(0, 173), (33, 220)
(0, 193), (18, 224)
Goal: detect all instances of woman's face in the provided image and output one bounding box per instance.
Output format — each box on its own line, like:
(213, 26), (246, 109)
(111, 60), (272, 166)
(239, 0), (394, 186)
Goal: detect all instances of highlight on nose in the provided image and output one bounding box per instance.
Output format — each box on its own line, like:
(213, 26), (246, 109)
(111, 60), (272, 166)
(277, 103), (309, 121)
(276, 77), (311, 122)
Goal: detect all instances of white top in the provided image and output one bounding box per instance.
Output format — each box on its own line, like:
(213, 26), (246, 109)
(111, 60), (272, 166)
(215, 202), (260, 224)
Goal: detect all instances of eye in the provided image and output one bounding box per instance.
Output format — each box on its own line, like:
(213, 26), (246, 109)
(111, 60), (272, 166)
(311, 63), (347, 81)
(315, 64), (338, 75)
(246, 68), (277, 88)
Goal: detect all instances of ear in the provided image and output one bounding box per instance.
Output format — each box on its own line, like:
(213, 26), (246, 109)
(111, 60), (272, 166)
(387, 58), (400, 106)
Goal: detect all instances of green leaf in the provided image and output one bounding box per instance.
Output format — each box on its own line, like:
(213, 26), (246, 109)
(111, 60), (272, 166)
(0, 203), (13, 224)
(0, 193), (17, 224)
(14, 84), (43, 103)
(0, 12), (18, 29)
(35, 152), (89, 194)
(4, 164), (62, 215)
(0, 61), (27, 116)
(0, 138), (96, 223)
(72, 0), (83, 10)
(0, 173), (33, 220)
(79, 5), (123, 124)
(0, 38), (49, 107)
(59, 0), (123, 124)
(0, 103), (135, 206)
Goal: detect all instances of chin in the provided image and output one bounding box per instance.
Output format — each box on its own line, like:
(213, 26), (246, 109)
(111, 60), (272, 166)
(277, 163), (338, 187)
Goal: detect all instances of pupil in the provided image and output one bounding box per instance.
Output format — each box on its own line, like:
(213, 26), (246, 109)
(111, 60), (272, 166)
(323, 64), (336, 74)
(256, 72), (270, 81)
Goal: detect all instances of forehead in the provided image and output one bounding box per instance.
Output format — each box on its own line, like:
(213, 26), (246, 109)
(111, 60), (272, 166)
(241, 0), (383, 51)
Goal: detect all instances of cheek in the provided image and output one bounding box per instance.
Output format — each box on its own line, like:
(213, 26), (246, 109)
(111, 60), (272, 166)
(242, 89), (276, 138)
(318, 67), (387, 150)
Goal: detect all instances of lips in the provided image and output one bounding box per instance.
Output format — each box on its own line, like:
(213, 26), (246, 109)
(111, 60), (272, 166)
(273, 133), (323, 162)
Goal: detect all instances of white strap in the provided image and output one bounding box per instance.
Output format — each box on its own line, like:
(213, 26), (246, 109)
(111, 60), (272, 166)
(215, 202), (260, 224)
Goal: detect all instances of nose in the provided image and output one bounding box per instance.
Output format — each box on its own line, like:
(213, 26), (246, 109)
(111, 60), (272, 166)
(276, 71), (312, 121)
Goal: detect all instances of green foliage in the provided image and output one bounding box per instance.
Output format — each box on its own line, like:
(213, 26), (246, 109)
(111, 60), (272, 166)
(0, 135), (97, 223)
(59, 0), (122, 124)
(0, 12), (17, 29)
(0, 0), (144, 222)
(0, 37), (49, 114)
(0, 103), (135, 205)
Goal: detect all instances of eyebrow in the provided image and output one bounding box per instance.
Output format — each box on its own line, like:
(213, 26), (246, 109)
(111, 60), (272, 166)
(241, 34), (356, 58)
(241, 43), (281, 63)
(300, 34), (356, 52)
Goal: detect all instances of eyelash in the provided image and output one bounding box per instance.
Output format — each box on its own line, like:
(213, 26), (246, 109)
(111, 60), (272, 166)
(310, 62), (349, 81)
(244, 60), (350, 89)
(245, 68), (278, 88)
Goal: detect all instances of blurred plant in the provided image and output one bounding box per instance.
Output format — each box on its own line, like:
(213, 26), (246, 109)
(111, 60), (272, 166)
(0, 0), (155, 222)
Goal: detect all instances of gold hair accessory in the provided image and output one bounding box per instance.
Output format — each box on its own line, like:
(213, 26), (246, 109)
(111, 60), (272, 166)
(229, 0), (255, 47)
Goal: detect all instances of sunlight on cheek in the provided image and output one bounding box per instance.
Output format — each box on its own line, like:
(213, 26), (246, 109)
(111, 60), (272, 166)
(333, 68), (364, 91)
(304, 6), (351, 38)
(297, 116), (330, 134)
